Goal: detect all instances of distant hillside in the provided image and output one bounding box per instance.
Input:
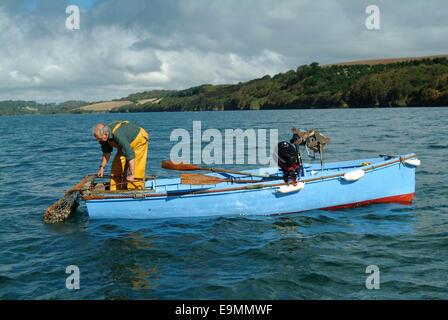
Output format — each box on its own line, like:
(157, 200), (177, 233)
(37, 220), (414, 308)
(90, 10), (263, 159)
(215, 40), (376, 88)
(121, 89), (175, 103)
(0, 100), (88, 115)
(1, 54), (448, 116)
(113, 55), (448, 112)
(78, 100), (134, 112)
(326, 54), (448, 67)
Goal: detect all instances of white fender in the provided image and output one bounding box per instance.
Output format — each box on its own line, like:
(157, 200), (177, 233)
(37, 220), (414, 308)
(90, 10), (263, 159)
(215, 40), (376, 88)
(342, 169), (365, 182)
(404, 159), (421, 167)
(276, 182), (305, 194)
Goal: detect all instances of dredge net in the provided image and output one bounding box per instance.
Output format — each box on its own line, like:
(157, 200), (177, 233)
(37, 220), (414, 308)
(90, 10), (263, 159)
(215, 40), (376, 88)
(44, 175), (97, 224)
(44, 191), (81, 223)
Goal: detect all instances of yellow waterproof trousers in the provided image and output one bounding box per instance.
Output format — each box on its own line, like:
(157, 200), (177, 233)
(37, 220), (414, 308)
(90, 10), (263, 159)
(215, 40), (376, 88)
(110, 128), (149, 190)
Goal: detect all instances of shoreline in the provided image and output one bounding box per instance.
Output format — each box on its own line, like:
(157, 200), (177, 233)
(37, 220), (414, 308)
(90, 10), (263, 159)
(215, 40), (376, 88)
(2, 105), (447, 117)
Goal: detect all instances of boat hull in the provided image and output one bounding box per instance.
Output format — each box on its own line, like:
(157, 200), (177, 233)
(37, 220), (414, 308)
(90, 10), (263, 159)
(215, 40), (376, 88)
(83, 154), (417, 219)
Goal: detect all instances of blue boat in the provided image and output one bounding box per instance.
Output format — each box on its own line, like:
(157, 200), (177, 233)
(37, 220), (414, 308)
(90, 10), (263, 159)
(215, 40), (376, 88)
(79, 153), (420, 220)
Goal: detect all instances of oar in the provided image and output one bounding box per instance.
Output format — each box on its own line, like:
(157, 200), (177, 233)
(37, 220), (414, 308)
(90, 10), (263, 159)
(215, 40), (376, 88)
(181, 173), (261, 185)
(162, 160), (274, 179)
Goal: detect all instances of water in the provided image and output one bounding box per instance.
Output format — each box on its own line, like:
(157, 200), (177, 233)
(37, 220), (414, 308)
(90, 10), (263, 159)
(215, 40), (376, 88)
(0, 107), (447, 299)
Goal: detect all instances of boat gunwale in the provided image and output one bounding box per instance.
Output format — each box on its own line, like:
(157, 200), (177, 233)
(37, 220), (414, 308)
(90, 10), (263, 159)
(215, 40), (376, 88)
(81, 154), (417, 201)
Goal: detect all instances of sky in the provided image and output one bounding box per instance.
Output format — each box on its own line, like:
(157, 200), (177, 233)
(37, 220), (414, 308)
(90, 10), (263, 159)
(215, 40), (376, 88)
(0, 0), (447, 103)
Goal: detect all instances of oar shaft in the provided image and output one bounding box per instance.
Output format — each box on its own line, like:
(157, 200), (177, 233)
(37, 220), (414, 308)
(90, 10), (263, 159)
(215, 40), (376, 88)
(180, 173), (262, 185)
(208, 167), (262, 177)
(162, 160), (273, 178)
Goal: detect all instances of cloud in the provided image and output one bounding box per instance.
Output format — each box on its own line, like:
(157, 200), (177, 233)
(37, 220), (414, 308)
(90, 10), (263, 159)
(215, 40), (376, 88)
(0, 0), (447, 102)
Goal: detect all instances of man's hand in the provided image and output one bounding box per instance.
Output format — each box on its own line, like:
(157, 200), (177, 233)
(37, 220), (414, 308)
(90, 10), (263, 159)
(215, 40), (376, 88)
(97, 153), (110, 178)
(126, 174), (135, 182)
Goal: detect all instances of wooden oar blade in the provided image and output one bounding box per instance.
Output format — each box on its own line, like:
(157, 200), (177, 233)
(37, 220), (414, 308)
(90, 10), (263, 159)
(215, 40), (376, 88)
(162, 160), (203, 171)
(181, 174), (225, 185)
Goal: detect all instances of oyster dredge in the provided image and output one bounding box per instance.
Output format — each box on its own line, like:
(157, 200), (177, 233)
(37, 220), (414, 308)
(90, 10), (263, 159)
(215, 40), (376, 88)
(44, 128), (420, 223)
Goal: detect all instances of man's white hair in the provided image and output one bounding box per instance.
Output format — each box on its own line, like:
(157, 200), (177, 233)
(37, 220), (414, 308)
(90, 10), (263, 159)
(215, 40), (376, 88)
(92, 123), (111, 137)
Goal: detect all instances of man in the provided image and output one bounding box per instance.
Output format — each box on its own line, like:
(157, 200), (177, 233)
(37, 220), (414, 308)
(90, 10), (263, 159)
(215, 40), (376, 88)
(92, 121), (149, 190)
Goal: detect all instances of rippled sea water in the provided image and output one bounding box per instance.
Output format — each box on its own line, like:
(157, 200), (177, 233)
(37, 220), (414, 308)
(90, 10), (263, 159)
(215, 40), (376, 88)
(0, 107), (447, 299)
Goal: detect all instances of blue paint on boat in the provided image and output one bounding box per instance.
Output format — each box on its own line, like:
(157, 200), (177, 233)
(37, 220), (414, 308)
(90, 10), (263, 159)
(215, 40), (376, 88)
(83, 154), (418, 219)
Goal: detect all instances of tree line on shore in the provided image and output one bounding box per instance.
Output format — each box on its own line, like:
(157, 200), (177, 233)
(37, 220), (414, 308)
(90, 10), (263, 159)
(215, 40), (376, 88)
(1, 57), (447, 115)
(0, 100), (87, 116)
(116, 57), (448, 112)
